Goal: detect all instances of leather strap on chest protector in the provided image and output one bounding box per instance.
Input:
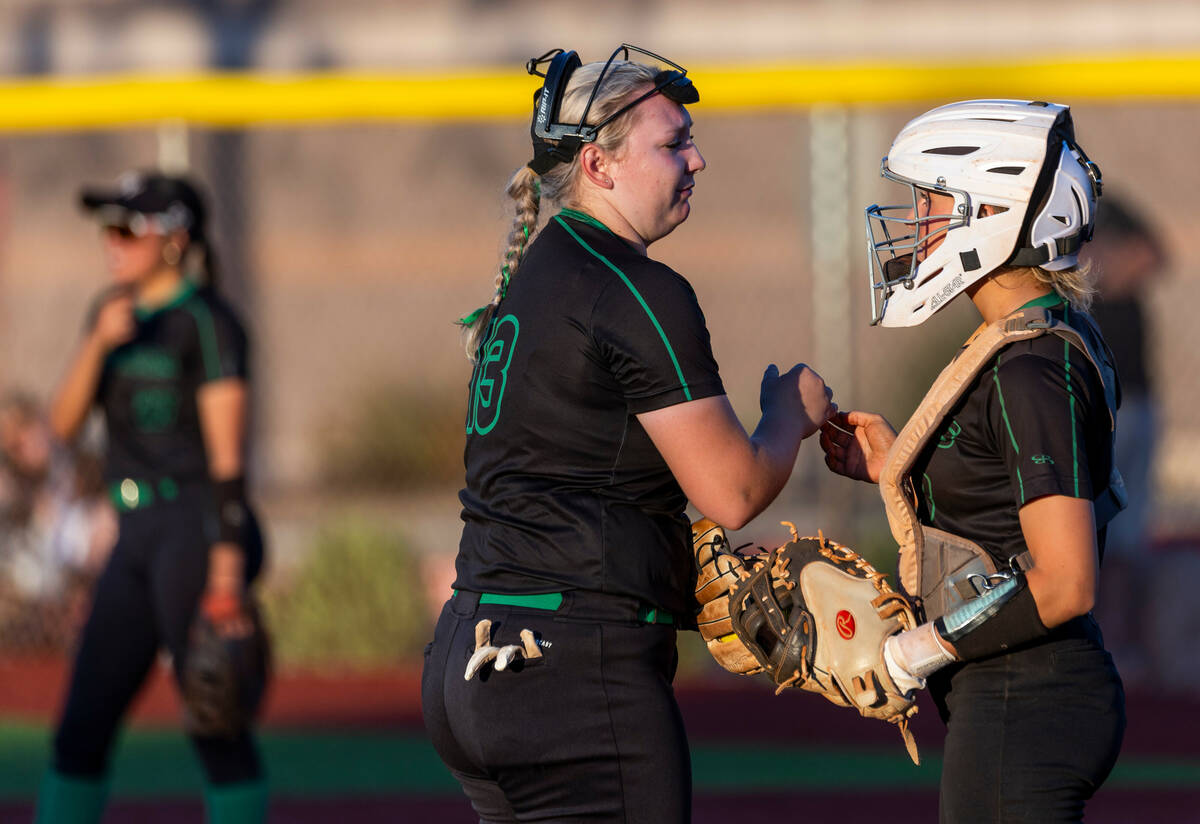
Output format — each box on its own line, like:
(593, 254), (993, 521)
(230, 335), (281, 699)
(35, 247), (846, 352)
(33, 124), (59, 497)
(880, 306), (1125, 622)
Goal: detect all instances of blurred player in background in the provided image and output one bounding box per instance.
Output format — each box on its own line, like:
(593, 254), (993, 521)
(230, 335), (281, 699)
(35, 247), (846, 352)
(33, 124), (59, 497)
(421, 45), (834, 822)
(1085, 196), (1167, 688)
(34, 172), (268, 824)
(822, 100), (1125, 822)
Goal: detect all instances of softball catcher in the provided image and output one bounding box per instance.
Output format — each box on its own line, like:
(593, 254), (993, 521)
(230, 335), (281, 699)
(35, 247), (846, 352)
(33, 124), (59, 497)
(822, 100), (1125, 823)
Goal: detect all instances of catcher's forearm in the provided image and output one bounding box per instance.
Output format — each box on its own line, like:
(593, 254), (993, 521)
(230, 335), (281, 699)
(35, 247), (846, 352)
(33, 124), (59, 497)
(887, 568), (1055, 685)
(934, 573), (1048, 660)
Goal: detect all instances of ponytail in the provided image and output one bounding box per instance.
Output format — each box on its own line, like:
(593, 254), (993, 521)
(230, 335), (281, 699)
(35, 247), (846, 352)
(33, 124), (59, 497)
(457, 58), (659, 361)
(459, 166), (541, 360)
(1026, 263), (1096, 313)
(181, 227), (219, 292)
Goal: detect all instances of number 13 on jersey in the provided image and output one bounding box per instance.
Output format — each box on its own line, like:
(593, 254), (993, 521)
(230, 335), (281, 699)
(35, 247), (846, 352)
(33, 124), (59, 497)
(466, 314), (520, 436)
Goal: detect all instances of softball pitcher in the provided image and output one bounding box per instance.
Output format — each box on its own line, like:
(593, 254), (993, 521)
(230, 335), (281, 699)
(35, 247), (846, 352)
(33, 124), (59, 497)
(421, 45), (834, 822)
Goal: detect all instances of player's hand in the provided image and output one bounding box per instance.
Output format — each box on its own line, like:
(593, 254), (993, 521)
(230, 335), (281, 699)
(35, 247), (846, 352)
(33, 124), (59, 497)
(820, 410), (897, 484)
(760, 363), (836, 441)
(89, 290), (136, 351)
(202, 542), (252, 639)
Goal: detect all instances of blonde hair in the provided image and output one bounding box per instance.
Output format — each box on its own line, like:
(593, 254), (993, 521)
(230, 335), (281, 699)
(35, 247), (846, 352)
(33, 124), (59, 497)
(1025, 263), (1096, 313)
(459, 60), (661, 360)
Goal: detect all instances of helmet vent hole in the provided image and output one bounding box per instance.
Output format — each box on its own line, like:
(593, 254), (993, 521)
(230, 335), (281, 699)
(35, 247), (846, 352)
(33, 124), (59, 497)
(971, 117), (1017, 122)
(915, 267), (944, 288)
(987, 166), (1025, 175)
(1051, 215), (1070, 225)
(978, 204), (1009, 218)
(923, 146), (979, 156)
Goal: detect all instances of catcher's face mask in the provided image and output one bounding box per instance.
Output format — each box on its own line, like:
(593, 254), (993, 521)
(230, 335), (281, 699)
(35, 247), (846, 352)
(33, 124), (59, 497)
(526, 43), (699, 175)
(865, 166), (971, 327)
(863, 99), (1102, 328)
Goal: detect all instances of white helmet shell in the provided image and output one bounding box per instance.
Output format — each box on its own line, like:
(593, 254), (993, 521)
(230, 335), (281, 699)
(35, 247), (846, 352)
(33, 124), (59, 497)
(864, 99), (1101, 327)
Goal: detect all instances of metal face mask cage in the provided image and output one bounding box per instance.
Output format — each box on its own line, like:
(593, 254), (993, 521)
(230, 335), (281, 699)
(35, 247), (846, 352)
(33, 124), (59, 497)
(526, 43), (697, 174)
(864, 161), (971, 326)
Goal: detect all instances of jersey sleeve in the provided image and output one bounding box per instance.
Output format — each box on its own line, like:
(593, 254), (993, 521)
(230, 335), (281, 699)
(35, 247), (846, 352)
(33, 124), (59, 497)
(986, 347), (1099, 507)
(590, 263), (724, 414)
(184, 296), (249, 383)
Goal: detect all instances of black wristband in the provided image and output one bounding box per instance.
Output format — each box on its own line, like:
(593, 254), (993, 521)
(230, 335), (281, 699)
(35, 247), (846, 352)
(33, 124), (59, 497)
(936, 581), (1048, 661)
(213, 476), (247, 545)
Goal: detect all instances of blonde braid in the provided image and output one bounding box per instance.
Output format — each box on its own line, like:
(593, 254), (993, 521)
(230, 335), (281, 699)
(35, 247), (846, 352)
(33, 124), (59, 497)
(460, 166), (541, 359)
(457, 59), (660, 361)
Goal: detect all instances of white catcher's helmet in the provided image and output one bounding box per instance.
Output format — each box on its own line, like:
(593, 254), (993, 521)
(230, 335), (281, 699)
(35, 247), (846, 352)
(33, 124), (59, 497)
(865, 100), (1103, 327)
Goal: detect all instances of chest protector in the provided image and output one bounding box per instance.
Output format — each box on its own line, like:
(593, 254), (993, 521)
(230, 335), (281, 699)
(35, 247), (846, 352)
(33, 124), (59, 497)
(880, 306), (1126, 623)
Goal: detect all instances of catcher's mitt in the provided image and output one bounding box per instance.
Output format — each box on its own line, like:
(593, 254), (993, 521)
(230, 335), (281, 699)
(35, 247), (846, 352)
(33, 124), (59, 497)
(181, 598), (270, 738)
(692, 518), (921, 764)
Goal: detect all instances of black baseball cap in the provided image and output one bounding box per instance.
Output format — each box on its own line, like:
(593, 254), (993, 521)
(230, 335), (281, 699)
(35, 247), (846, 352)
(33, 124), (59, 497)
(79, 171), (207, 237)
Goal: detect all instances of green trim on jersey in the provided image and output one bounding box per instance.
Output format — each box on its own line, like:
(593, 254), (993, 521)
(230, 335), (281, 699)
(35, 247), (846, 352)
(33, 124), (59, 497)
(555, 215), (693, 401)
(558, 208), (613, 234)
(992, 363), (1025, 503)
(181, 296), (224, 382)
(1064, 306), (1081, 496)
(1017, 291), (1066, 311)
(922, 472), (936, 521)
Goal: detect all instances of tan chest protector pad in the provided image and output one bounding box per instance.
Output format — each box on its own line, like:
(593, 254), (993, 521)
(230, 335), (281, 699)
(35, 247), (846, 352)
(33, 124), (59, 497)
(880, 307), (1126, 622)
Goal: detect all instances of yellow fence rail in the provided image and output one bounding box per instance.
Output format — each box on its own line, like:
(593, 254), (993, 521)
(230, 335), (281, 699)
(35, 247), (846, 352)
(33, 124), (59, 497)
(1, 52), (1199, 131)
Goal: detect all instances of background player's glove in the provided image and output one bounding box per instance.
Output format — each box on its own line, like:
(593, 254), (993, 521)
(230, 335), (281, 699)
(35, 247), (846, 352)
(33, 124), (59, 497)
(692, 518), (922, 764)
(181, 596), (270, 738)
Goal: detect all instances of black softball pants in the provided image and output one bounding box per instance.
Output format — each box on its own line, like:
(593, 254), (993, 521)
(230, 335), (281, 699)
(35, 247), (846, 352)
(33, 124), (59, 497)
(52, 488), (265, 785)
(930, 614), (1126, 824)
(421, 590), (691, 823)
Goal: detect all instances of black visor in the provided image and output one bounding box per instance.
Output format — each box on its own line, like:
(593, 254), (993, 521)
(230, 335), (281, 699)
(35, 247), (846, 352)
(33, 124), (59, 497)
(80, 171), (206, 235)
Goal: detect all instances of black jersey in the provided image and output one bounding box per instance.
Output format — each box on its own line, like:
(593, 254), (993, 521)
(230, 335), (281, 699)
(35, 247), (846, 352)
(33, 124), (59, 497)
(911, 294), (1115, 567)
(96, 282), (248, 484)
(455, 209), (725, 616)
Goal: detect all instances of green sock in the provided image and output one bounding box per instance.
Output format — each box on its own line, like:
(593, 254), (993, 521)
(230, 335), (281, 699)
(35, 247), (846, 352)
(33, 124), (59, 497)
(205, 780), (269, 824)
(34, 770), (108, 824)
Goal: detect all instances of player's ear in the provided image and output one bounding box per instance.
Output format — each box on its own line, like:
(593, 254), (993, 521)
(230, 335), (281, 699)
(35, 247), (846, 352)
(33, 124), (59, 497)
(578, 145), (614, 190)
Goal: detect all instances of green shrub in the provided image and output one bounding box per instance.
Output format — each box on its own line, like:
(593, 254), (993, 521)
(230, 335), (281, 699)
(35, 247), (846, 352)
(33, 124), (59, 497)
(263, 519), (431, 670)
